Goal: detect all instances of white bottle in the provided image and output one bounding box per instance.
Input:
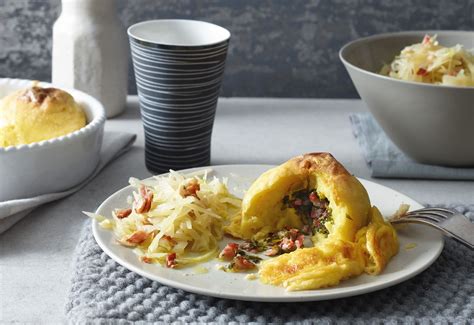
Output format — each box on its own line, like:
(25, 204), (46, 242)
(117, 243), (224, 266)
(52, 0), (128, 118)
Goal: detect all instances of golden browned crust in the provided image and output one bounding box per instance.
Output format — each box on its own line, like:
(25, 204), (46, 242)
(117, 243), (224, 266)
(294, 152), (351, 178)
(0, 86), (86, 147)
(19, 86), (62, 105)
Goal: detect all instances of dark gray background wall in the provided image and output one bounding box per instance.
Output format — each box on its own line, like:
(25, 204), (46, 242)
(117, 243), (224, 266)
(1, 0), (473, 98)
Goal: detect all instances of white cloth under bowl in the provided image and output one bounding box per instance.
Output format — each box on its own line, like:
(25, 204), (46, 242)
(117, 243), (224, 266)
(0, 131), (136, 234)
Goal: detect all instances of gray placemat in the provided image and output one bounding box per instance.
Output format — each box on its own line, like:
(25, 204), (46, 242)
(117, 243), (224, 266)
(65, 205), (474, 324)
(350, 113), (474, 180)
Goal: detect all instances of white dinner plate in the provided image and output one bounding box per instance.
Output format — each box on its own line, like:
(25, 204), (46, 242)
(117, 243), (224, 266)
(92, 164), (444, 302)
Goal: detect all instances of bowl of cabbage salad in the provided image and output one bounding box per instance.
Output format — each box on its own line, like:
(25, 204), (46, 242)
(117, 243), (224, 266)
(340, 31), (474, 166)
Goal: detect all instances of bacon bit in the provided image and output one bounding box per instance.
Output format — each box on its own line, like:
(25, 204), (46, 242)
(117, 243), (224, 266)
(233, 256), (257, 271)
(166, 253), (177, 268)
(135, 185), (154, 214)
(140, 256), (153, 264)
(417, 68), (429, 76)
(309, 191), (319, 203)
(180, 179), (201, 198)
(134, 199), (147, 214)
(115, 208), (132, 219)
(422, 35), (431, 45)
(280, 237), (295, 252)
(162, 235), (177, 246)
(126, 230), (149, 244)
(219, 242), (239, 260)
(116, 239), (136, 247)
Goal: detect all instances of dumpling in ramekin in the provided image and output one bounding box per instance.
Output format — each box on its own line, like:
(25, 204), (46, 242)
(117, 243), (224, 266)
(0, 86), (86, 147)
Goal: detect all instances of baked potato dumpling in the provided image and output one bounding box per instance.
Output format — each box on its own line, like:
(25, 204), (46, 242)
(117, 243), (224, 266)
(225, 153), (371, 244)
(225, 153), (399, 291)
(0, 86), (86, 147)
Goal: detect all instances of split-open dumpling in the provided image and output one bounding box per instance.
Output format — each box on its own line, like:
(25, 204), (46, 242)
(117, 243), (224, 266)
(226, 153), (371, 243)
(225, 153), (399, 290)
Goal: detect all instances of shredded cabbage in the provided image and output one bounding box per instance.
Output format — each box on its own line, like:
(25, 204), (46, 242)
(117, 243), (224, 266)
(85, 169), (242, 268)
(380, 35), (474, 87)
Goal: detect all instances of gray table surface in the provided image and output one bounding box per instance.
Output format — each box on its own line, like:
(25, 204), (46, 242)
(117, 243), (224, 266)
(1, 97), (473, 324)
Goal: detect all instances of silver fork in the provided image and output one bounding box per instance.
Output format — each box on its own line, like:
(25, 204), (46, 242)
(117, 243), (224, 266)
(390, 207), (474, 249)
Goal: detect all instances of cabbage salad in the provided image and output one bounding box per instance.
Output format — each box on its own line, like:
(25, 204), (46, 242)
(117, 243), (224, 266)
(380, 35), (474, 87)
(85, 169), (242, 268)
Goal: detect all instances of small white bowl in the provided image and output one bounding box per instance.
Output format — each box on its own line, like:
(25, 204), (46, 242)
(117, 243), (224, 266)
(0, 78), (106, 201)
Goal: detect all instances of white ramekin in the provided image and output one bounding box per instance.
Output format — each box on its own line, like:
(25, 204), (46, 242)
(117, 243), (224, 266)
(0, 78), (106, 201)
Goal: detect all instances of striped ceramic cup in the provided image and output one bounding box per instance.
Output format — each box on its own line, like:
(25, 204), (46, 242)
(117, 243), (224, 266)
(128, 19), (231, 173)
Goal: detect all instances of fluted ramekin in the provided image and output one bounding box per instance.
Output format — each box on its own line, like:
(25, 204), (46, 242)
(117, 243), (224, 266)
(0, 78), (106, 201)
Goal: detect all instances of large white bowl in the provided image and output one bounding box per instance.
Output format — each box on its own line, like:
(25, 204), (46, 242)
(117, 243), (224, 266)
(0, 78), (106, 201)
(340, 31), (474, 166)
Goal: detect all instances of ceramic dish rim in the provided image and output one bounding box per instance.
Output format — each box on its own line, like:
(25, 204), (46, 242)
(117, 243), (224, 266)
(127, 19), (231, 48)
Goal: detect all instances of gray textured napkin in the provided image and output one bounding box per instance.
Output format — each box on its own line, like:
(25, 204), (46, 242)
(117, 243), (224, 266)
(66, 205), (473, 324)
(0, 131), (136, 234)
(350, 113), (474, 180)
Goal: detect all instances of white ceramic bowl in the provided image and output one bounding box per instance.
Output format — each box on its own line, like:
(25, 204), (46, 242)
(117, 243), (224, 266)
(340, 31), (474, 166)
(0, 78), (106, 201)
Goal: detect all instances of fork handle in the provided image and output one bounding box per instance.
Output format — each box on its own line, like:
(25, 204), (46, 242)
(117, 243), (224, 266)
(441, 215), (474, 249)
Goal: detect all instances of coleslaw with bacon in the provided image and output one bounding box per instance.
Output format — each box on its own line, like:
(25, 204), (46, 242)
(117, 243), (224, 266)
(84, 169), (242, 268)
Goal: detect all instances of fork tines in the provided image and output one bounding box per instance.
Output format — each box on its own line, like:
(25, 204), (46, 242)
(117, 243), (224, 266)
(405, 207), (455, 222)
(392, 207), (474, 250)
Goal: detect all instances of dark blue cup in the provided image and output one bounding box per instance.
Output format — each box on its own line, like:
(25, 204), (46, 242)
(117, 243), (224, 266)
(128, 19), (230, 173)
